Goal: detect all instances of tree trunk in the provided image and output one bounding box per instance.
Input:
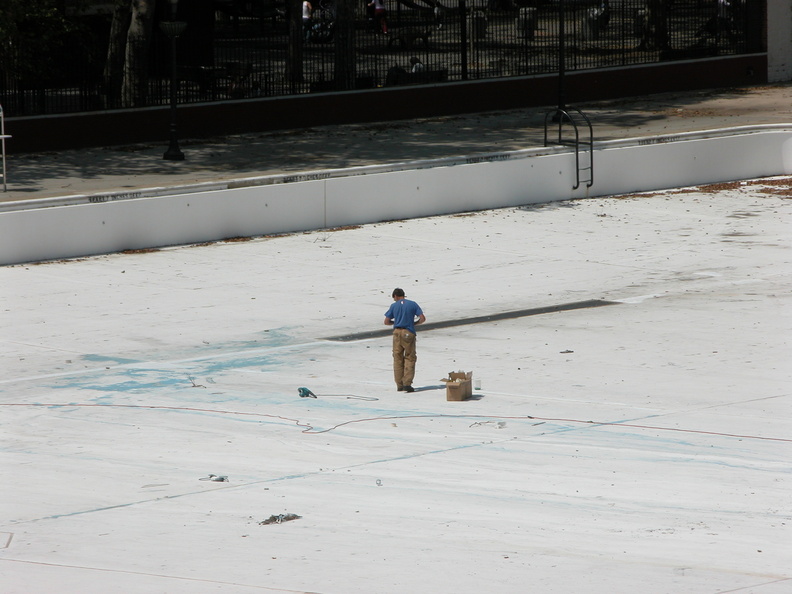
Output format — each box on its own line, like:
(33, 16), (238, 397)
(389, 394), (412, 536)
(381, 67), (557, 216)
(334, 0), (356, 91)
(121, 0), (156, 107)
(103, 0), (132, 108)
(287, 0), (304, 91)
(638, 0), (669, 51)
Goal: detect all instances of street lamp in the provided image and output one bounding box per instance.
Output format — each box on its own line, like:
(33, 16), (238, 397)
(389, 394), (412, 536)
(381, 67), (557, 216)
(552, 0), (568, 123)
(160, 0), (187, 160)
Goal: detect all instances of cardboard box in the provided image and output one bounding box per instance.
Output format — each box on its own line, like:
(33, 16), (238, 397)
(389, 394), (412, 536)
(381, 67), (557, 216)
(443, 371), (473, 401)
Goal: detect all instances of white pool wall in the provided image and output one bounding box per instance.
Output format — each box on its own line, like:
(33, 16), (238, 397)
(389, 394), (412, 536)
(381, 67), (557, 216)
(1, 125), (791, 266)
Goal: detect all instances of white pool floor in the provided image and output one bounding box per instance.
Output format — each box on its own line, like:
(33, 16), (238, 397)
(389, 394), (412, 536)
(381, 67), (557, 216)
(2, 182), (791, 593)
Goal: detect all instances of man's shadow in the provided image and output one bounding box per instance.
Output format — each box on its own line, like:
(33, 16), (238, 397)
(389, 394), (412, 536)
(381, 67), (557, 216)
(413, 384), (445, 392)
(414, 384), (485, 400)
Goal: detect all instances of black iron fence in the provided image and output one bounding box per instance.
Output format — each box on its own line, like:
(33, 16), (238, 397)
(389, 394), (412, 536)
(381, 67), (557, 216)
(0, 0), (759, 117)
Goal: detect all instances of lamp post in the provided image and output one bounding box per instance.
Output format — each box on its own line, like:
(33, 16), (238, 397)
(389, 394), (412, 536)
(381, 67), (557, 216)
(552, 0), (568, 123)
(160, 0), (187, 160)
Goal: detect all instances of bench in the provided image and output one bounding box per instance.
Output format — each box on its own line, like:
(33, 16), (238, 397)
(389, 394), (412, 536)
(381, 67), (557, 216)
(180, 61), (253, 99)
(309, 77), (377, 93)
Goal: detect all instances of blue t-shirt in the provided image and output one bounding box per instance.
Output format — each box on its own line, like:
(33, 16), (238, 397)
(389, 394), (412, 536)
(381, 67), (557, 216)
(385, 299), (424, 335)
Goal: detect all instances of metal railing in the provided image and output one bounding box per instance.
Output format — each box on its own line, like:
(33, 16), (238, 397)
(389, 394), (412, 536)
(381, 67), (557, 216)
(0, 103), (8, 191)
(0, 0), (758, 117)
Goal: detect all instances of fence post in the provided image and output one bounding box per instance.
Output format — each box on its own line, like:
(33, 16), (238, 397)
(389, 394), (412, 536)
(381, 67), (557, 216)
(460, 0), (468, 80)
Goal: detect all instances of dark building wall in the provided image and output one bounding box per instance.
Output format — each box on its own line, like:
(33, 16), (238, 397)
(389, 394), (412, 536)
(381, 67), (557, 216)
(6, 54), (767, 153)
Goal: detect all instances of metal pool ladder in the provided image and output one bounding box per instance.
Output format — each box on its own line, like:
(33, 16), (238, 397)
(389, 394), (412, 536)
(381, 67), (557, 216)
(544, 107), (594, 190)
(0, 104), (9, 192)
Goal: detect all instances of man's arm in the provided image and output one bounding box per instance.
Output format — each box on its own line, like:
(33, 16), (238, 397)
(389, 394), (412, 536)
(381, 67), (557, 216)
(416, 313), (426, 325)
(384, 316), (394, 326)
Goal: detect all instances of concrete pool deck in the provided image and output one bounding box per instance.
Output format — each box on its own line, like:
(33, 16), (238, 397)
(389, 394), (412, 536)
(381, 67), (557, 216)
(3, 83), (792, 202)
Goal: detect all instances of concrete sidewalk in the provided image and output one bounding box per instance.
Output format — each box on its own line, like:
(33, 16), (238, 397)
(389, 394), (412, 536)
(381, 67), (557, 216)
(3, 83), (792, 202)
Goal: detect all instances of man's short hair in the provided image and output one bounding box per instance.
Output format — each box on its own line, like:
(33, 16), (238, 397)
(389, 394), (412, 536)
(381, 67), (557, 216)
(392, 288), (405, 297)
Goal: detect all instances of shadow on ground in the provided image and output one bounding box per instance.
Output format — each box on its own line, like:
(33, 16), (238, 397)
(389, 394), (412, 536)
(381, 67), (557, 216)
(4, 84), (789, 198)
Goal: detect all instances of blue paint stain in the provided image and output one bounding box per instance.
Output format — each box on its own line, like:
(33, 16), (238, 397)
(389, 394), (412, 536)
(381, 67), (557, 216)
(200, 355), (283, 375)
(50, 330), (301, 394)
(60, 367), (193, 393)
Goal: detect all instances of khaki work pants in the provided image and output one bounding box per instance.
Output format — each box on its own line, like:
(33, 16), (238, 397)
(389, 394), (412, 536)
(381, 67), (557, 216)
(392, 329), (417, 387)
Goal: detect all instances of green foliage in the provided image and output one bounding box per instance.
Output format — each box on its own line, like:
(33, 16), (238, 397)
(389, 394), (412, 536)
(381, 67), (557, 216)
(0, 0), (93, 81)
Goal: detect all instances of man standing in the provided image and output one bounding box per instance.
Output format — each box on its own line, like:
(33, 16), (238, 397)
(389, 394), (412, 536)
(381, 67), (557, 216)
(384, 288), (426, 392)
